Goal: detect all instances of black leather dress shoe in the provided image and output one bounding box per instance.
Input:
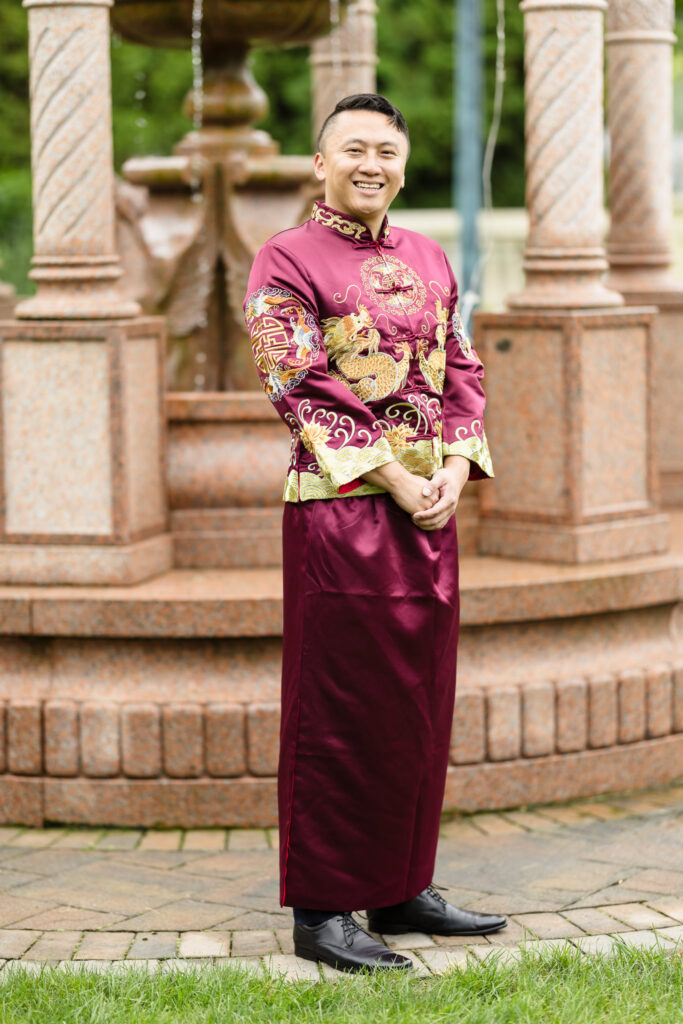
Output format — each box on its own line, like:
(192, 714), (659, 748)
(367, 885), (507, 937)
(294, 913), (413, 973)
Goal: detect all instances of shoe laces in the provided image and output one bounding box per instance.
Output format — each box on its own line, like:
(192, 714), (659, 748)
(340, 912), (363, 947)
(426, 883), (448, 908)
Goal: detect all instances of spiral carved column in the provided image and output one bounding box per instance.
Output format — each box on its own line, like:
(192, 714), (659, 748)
(606, 0), (677, 293)
(510, 0), (621, 310)
(475, 0), (668, 563)
(310, 0), (377, 144)
(0, 0), (169, 585)
(605, 0), (683, 506)
(16, 0), (138, 319)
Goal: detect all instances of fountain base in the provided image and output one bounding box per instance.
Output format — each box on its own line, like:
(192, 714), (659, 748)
(1, 514), (681, 826)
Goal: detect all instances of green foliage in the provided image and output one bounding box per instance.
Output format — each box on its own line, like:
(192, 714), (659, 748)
(109, 35), (192, 167)
(251, 46), (312, 157)
(0, 168), (33, 294)
(251, 1), (527, 210)
(0, 1), (31, 171)
(0, 946), (682, 1023)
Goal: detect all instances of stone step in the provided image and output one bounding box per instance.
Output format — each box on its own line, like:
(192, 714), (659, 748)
(0, 537), (680, 639)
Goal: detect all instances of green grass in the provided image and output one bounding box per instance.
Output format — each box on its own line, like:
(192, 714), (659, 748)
(1, 946), (682, 1024)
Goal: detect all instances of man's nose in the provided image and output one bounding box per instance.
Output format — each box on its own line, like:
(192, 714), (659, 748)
(357, 151), (382, 174)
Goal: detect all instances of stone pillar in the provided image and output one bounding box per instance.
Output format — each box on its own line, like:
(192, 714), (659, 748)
(310, 0), (377, 143)
(0, 0), (171, 584)
(606, 0), (683, 506)
(16, 0), (138, 319)
(510, 0), (621, 310)
(474, 0), (668, 563)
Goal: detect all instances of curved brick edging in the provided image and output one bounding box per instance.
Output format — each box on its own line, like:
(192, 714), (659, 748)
(0, 527), (681, 826)
(444, 734), (683, 813)
(6, 734), (682, 828)
(1, 670), (682, 825)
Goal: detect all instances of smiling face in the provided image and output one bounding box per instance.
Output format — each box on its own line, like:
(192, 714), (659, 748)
(314, 109), (409, 239)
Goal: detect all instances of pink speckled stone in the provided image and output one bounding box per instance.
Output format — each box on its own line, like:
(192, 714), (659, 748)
(7, 700), (42, 775)
(451, 690), (486, 764)
(0, 701), (5, 773)
(0, 320), (169, 586)
(44, 700), (79, 776)
(443, 734), (683, 813)
(650, 305), (683, 507)
(167, 419), (289, 511)
(674, 664), (683, 733)
(121, 704), (161, 779)
(646, 664), (673, 738)
(80, 702), (120, 778)
(205, 704), (246, 777)
(486, 688), (521, 762)
(0, 536), (173, 587)
(0, 777), (43, 826)
(587, 674), (619, 749)
(44, 777), (278, 828)
(247, 703), (280, 777)
(475, 310), (667, 564)
(618, 668), (647, 743)
(162, 704), (203, 778)
(121, 336), (165, 536)
(172, 508), (282, 569)
(522, 682), (555, 757)
(556, 678), (588, 754)
(49, 636), (281, 704)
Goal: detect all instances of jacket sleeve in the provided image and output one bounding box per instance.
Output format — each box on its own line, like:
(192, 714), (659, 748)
(244, 240), (394, 490)
(440, 256), (494, 480)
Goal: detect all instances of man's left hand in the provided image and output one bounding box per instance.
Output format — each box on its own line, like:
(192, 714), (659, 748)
(412, 456), (470, 532)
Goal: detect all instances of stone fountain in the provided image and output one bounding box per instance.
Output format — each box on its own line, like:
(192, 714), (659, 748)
(112, 0), (349, 392)
(0, 0), (680, 830)
(112, 0), (367, 573)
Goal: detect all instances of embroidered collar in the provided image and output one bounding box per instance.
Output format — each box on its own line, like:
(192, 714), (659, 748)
(311, 201), (392, 246)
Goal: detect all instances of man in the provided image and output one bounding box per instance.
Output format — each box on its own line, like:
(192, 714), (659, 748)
(244, 94), (505, 973)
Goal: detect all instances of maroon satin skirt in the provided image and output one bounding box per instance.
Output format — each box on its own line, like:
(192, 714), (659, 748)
(279, 493), (460, 910)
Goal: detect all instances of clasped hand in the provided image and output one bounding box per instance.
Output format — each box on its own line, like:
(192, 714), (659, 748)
(410, 461), (467, 531)
(364, 457), (469, 532)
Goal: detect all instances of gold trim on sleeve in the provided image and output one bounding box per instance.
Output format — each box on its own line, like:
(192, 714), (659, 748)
(443, 431), (494, 478)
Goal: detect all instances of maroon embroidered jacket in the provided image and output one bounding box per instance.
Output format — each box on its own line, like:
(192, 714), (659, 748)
(244, 201), (493, 501)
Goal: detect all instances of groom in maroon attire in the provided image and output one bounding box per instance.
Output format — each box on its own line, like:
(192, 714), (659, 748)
(244, 94), (505, 973)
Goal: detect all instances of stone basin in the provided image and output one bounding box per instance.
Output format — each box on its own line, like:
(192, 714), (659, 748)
(111, 0), (346, 52)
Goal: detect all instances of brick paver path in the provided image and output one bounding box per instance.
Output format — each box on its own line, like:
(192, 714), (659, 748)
(0, 784), (682, 979)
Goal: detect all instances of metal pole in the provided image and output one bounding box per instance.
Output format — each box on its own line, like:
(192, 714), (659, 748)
(456, 0), (482, 322)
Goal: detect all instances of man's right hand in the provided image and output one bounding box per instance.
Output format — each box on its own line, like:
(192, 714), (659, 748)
(363, 461), (438, 516)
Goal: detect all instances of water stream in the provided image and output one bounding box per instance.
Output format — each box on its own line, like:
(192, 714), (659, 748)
(190, 0), (208, 389)
(190, 0), (205, 199)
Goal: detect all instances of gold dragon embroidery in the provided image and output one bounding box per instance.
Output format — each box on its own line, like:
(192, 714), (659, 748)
(417, 298), (448, 393)
(322, 305), (411, 403)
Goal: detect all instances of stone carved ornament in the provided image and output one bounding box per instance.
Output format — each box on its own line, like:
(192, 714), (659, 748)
(607, 0), (674, 34)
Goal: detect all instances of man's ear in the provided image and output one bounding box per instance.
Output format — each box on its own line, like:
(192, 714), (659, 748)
(313, 152), (326, 182)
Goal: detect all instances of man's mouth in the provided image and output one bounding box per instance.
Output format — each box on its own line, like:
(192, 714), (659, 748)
(353, 181), (384, 193)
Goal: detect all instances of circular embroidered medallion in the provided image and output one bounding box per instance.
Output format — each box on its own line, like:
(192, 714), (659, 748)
(360, 254), (427, 315)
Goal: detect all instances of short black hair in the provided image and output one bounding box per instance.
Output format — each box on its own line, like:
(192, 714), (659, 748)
(317, 93), (410, 153)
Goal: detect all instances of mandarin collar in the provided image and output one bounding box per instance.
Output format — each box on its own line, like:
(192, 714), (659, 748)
(311, 201), (394, 247)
